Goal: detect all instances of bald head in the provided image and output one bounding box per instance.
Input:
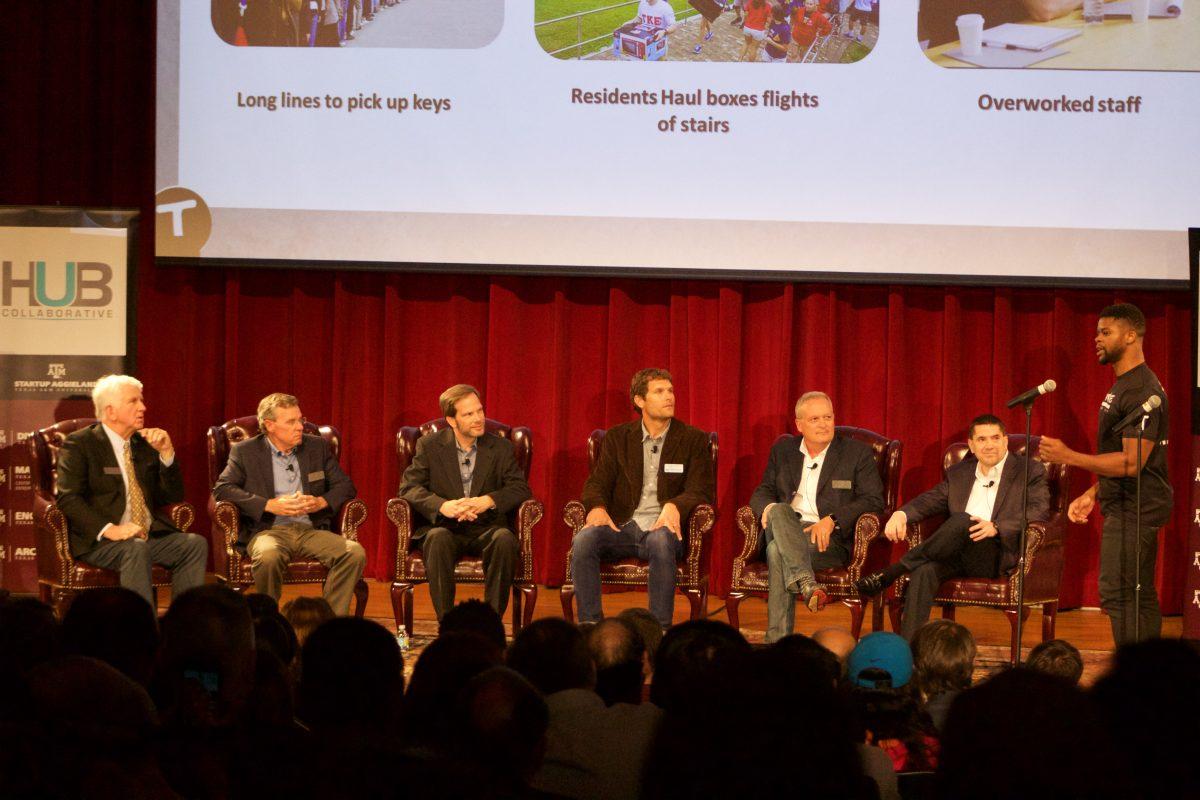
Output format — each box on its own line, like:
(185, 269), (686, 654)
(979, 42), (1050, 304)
(813, 627), (857, 669)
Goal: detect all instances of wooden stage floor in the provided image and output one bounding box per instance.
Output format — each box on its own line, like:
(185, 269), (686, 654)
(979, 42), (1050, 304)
(267, 580), (1182, 655)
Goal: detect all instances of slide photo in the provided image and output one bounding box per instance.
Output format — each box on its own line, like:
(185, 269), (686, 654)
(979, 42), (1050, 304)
(212, 0), (503, 48)
(535, 0), (878, 63)
(919, 0), (1196, 70)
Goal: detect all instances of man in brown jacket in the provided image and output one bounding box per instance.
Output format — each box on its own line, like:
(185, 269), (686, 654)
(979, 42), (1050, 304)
(574, 368), (715, 628)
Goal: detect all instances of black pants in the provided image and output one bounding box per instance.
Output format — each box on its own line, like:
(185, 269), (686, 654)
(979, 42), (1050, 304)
(421, 525), (518, 621)
(899, 512), (1001, 640)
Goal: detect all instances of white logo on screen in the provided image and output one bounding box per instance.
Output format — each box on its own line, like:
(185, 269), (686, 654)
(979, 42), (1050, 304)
(47, 363), (66, 379)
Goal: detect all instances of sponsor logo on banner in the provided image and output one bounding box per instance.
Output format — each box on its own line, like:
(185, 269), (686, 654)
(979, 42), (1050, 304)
(0, 509), (6, 526)
(1, 260), (114, 317)
(0, 429), (6, 447)
(12, 466), (30, 492)
(0, 468), (6, 486)
(47, 363), (66, 379)
(1195, 590), (1200, 609)
(0, 545), (6, 561)
(14, 431), (28, 443)
(13, 546), (35, 561)
(1194, 551), (1200, 568)
(14, 511), (33, 526)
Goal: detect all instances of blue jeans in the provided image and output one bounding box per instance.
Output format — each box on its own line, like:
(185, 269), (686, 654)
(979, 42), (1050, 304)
(572, 520), (682, 627)
(764, 504), (848, 642)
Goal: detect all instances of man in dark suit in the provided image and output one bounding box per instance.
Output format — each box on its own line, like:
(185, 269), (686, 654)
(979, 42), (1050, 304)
(57, 375), (207, 607)
(856, 414), (1049, 639)
(398, 384), (532, 621)
(749, 392), (885, 642)
(213, 393), (365, 615)
(574, 368), (715, 629)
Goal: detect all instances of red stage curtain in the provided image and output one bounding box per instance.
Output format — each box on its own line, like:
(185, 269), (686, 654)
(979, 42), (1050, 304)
(3, 3), (1192, 612)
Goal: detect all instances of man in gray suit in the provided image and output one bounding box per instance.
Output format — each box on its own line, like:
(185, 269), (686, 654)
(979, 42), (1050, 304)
(856, 414), (1049, 639)
(213, 393), (365, 615)
(398, 384), (532, 621)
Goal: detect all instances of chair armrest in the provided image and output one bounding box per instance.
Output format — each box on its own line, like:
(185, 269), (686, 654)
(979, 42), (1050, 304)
(734, 505), (762, 564)
(387, 497), (413, 581)
(850, 511), (889, 580)
(32, 490), (72, 587)
(683, 503), (716, 587)
(1012, 521), (1063, 601)
(164, 502), (195, 533)
(336, 499), (368, 542)
(208, 498), (243, 582)
(515, 498), (543, 584)
(563, 500), (586, 534)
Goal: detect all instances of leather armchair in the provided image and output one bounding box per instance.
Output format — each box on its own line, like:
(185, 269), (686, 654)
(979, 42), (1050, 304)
(726, 426), (902, 638)
(888, 435), (1069, 663)
(205, 416), (368, 616)
(560, 429), (718, 623)
(30, 418), (196, 617)
(387, 419), (543, 637)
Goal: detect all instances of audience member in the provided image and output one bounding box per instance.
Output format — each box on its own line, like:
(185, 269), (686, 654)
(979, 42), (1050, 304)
(617, 606), (663, 677)
(440, 598), (508, 651)
(1025, 638), (1083, 685)
(942, 668), (1130, 798)
(587, 617), (647, 706)
(61, 587), (159, 687)
(846, 632), (937, 773)
(909, 619), (975, 732)
(648, 619), (750, 715)
(453, 667), (549, 798)
(404, 631), (504, 752)
(281, 595), (335, 646)
(813, 626), (857, 674)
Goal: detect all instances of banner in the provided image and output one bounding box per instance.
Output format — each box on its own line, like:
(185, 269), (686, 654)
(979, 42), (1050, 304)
(0, 208), (136, 592)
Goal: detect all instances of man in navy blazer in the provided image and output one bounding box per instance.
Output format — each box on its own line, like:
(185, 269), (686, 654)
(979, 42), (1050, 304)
(749, 392), (885, 643)
(856, 414), (1049, 639)
(398, 384), (532, 621)
(213, 393), (365, 615)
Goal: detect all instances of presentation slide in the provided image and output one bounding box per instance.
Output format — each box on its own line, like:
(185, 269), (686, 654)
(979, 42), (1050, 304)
(156, 0), (1199, 284)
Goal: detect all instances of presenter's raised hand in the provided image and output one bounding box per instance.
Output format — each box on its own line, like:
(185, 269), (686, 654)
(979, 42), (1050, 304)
(883, 510), (907, 542)
(1037, 436), (1074, 465)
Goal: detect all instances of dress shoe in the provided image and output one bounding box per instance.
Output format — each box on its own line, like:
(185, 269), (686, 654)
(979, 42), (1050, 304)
(803, 582), (828, 613)
(855, 571), (894, 597)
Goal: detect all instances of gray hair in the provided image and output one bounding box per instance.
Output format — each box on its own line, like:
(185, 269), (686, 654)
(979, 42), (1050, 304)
(257, 393), (299, 427)
(92, 374), (143, 418)
(794, 391), (832, 418)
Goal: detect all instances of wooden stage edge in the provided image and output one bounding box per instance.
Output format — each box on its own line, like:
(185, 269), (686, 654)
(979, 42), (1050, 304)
(228, 579), (1183, 654)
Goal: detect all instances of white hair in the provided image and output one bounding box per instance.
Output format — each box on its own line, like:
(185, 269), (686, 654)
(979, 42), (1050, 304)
(92, 374), (143, 418)
(794, 391), (832, 418)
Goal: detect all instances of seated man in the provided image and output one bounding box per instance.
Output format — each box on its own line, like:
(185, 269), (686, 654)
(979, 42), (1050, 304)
(750, 392), (884, 643)
(856, 414), (1049, 639)
(213, 392), (365, 615)
(56, 374), (207, 608)
(397, 384), (531, 621)
(573, 368), (715, 629)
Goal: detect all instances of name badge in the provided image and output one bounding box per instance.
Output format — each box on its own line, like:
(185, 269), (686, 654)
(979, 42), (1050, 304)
(103, 466), (122, 475)
(307, 470), (325, 481)
(832, 480), (852, 490)
(664, 463), (684, 474)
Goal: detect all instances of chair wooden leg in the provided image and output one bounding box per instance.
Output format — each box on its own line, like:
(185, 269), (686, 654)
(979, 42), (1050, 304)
(846, 598), (866, 640)
(725, 591), (745, 628)
(391, 581), (413, 636)
(519, 583), (537, 631)
(560, 583), (576, 623)
(50, 587), (74, 620)
(1042, 601), (1058, 641)
(685, 586), (706, 621)
(941, 604), (956, 621)
(1004, 606), (1033, 664)
(871, 595), (884, 632)
(352, 579), (369, 618)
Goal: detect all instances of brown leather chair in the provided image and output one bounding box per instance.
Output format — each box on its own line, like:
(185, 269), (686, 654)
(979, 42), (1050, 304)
(888, 434), (1069, 663)
(560, 429), (718, 623)
(206, 416), (368, 616)
(726, 427), (903, 638)
(29, 418), (196, 617)
(387, 419), (543, 637)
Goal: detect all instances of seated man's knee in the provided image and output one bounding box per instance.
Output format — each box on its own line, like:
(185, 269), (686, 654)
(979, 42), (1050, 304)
(422, 527), (454, 556)
(572, 526), (604, 558)
(492, 528), (519, 555)
(346, 539), (367, 566)
(185, 532), (208, 558)
(116, 537), (150, 565)
(250, 538), (287, 569)
(767, 503), (794, 528)
(646, 528), (678, 563)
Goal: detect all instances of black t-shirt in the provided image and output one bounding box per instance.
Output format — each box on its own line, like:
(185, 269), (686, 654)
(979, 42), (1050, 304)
(1096, 363), (1172, 525)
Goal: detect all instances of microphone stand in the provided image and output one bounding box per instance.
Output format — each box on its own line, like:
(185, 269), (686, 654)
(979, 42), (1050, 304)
(1134, 414), (1148, 643)
(1013, 400), (1034, 664)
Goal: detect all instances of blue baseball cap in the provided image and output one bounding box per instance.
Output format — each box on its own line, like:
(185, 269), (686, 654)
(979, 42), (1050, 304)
(847, 632), (913, 688)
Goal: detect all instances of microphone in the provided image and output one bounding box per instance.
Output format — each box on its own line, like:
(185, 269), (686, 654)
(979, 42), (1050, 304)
(285, 463), (295, 473)
(463, 458), (471, 468)
(982, 480), (995, 489)
(1111, 395), (1161, 433)
(809, 462), (819, 470)
(651, 445), (658, 454)
(1006, 379), (1057, 409)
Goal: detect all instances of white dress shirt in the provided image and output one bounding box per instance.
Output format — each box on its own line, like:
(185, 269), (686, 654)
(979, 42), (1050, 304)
(98, 423), (173, 539)
(790, 440), (831, 523)
(963, 453), (1006, 522)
